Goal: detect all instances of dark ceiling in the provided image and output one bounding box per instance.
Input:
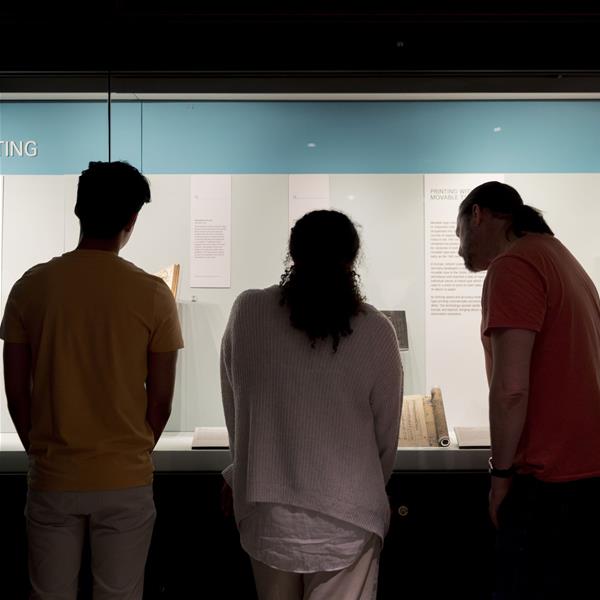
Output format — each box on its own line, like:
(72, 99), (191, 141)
(2, 1), (600, 73)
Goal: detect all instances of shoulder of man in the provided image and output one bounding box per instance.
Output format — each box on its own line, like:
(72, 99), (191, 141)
(487, 239), (544, 278)
(8, 259), (56, 296)
(494, 234), (556, 265)
(114, 258), (172, 292)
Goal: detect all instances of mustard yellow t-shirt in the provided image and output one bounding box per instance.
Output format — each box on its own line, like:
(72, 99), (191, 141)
(0, 249), (184, 491)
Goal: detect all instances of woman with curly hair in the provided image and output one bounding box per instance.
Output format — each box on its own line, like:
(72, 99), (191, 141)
(221, 210), (403, 600)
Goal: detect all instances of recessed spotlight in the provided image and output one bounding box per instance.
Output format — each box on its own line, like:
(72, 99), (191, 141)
(493, 127), (502, 133)
(307, 142), (317, 148)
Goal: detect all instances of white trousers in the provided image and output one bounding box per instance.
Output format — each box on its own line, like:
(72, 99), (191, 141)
(250, 534), (380, 600)
(26, 485), (156, 600)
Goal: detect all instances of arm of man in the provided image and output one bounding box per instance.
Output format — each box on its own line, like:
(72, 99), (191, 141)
(146, 350), (179, 447)
(3, 342), (33, 452)
(488, 327), (536, 528)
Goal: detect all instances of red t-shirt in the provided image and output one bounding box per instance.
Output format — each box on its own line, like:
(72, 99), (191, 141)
(482, 233), (600, 482)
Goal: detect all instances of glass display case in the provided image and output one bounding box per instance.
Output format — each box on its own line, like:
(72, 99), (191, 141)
(2, 76), (600, 465)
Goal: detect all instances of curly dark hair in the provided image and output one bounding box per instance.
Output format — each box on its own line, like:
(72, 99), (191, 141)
(279, 210), (365, 352)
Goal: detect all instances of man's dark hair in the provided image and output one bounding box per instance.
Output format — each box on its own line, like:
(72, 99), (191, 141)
(75, 161), (151, 239)
(459, 181), (553, 237)
(279, 210), (364, 352)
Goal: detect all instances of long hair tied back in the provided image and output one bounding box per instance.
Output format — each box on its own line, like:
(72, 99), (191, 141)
(459, 181), (554, 237)
(280, 210), (364, 352)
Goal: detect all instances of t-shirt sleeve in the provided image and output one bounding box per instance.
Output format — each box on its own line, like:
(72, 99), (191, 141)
(482, 255), (546, 337)
(0, 284), (28, 343)
(149, 281), (185, 352)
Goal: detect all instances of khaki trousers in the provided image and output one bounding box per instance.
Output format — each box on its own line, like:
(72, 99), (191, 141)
(26, 485), (156, 600)
(250, 534), (380, 600)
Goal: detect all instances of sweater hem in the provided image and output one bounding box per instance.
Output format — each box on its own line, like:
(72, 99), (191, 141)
(244, 482), (389, 540)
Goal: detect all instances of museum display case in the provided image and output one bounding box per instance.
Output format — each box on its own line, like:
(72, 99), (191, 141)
(3, 71), (600, 599)
(3, 78), (600, 457)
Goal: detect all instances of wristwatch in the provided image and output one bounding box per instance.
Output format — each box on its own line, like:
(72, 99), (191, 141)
(488, 457), (516, 478)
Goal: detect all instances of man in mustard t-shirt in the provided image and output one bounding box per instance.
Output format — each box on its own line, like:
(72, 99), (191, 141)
(1, 161), (184, 599)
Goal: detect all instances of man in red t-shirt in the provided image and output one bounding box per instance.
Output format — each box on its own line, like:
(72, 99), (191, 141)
(456, 181), (600, 599)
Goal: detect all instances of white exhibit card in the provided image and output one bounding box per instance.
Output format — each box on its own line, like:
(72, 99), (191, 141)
(288, 174), (330, 229)
(424, 174), (504, 430)
(190, 175), (231, 288)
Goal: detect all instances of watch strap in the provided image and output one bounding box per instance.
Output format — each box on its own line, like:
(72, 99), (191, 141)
(488, 456), (516, 478)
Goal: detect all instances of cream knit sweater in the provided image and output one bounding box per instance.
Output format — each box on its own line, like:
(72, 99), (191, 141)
(221, 285), (403, 539)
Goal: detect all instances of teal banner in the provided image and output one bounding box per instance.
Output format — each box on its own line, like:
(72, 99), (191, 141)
(2, 100), (600, 174)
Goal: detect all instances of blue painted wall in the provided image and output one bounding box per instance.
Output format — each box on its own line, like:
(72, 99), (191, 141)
(0, 102), (108, 174)
(1, 100), (600, 174)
